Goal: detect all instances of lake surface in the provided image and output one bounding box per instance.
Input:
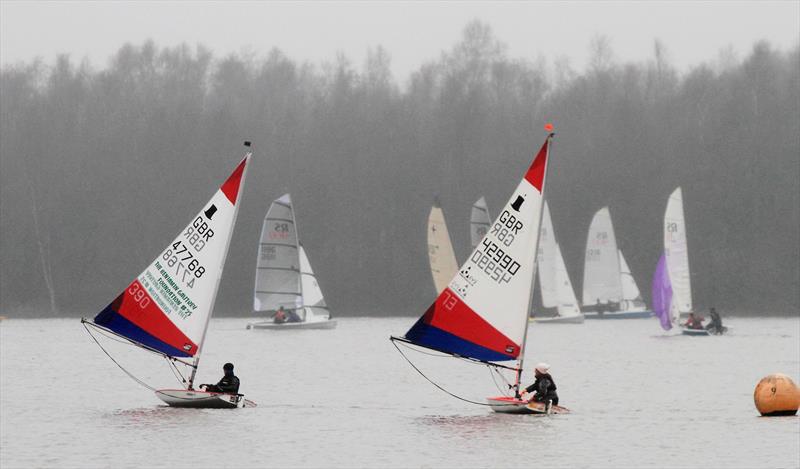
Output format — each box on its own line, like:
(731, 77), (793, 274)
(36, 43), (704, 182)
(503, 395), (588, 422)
(2, 316), (799, 468)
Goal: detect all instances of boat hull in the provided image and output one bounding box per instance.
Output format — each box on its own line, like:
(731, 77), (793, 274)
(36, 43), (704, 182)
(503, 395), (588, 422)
(155, 389), (256, 408)
(246, 319), (337, 330)
(583, 310), (653, 319)
(486, 396), (570, 414)
(681, 327), (711, 336)
(531, 314), (585, 324)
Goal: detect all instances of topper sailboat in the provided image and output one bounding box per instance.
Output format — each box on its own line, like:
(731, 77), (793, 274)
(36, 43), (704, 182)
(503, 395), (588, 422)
(533, 202), (584, 324)
(391, 131), (569, 415)
(582, 207), (652, 319)
(82, 143), (254, 408)
(247, 194), (336, 330)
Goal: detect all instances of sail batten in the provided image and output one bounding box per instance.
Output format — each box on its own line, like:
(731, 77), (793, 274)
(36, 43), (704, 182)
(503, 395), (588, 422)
(403, 135), (552, 363)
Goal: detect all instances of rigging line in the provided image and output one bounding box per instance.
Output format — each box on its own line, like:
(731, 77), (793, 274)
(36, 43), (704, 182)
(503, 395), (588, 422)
(489, 366), (514, 397)
(391, 339), (516, 407)
(82, 322), (157, 392)
(165, 357), (188, 386)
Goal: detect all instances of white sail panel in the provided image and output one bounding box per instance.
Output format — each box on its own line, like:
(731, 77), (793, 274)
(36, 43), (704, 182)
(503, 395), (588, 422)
(299, 245), (330, 321)
(93, 154), (250, 357)
(537, 201), (558, 308)
(582, 207), (622, 305)
(618, 249), (642, 301)
(402, 135), (552, 363)
(470, 197), (492, 249)
(664, 187), (692, 315)
(254, 194), (301, 312)
(427, 204), (459, 294)
(554, 243), (582, 317)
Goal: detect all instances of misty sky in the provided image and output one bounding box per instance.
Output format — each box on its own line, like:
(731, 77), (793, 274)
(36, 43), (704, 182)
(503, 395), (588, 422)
(2, 1), (798, 80)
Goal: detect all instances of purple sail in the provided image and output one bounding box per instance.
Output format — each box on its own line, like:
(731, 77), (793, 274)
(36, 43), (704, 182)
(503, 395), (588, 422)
(652, 253), (673, 331)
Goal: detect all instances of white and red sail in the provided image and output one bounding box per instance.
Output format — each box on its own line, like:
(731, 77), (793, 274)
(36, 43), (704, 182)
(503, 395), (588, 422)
(402, 135), (552, 363)
(91, 154), (250, 358)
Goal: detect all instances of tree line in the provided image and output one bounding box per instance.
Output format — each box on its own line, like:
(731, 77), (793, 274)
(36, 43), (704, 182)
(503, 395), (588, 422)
(1, 22), (797, 317)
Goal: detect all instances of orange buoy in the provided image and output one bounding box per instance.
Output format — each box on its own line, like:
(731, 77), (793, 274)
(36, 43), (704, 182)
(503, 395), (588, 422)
(753, 374), (800, 416)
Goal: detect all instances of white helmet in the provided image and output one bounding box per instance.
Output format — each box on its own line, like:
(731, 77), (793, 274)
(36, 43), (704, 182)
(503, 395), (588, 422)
(534, 363), (551, 374)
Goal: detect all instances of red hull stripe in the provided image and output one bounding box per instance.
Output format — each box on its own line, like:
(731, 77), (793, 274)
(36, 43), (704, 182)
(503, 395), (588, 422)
(221, 157), (248, 205)
(117, 280), (198, 356)
(423, 288), (521, 359)
(523, 137), (550, 191)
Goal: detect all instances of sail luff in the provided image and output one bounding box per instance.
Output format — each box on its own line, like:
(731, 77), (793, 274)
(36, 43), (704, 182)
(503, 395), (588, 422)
(514, 134), (553, 394)
(189, 151), (251, 386)
(290, 197), (306, 321)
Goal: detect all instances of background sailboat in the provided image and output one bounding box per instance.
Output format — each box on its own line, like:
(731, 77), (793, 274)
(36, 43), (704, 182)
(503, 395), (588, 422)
(247, 194), (336, 330)
(391, 132), (568, 414)
(582, 207), (651, 319)
(82, 143), (253, 408)
(470, 196), (492, 250)
(427, 198), (459, 294)
(534, 202), (584, 323)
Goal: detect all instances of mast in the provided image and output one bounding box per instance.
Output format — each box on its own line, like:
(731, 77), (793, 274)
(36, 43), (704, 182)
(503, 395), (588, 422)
(188, 142), (252, 389)
(513, 131), (553, 398)
(290, 196), (306, 322)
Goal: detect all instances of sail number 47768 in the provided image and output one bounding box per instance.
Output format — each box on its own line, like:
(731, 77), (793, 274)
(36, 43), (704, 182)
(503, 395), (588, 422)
(162, 240), (206, 288)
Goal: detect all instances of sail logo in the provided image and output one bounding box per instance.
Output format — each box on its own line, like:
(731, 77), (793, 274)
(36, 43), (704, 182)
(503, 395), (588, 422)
(511, 195), (525, 211)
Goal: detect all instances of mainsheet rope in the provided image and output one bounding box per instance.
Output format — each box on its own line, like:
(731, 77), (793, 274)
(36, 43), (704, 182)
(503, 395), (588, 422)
(391, 338), (517, 407)
(82, 321), (158, 391)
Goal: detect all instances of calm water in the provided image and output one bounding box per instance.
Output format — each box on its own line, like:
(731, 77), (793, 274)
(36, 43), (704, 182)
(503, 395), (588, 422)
(2, 316), (799, 468)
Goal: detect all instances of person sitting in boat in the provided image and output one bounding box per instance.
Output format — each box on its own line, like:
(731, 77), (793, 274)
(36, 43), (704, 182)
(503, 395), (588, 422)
(200, 362), (240, 394)
(274, 306), (288, 324)
(683, 312), (705, 330)
(285, 308), (302, 323)
(705, 307), (724, 334)
(520, 363), (559, 406)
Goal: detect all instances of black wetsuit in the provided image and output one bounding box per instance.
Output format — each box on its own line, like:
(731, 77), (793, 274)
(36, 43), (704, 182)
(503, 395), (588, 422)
(204, 372), (240, 394)
(525, 373), (559, 405)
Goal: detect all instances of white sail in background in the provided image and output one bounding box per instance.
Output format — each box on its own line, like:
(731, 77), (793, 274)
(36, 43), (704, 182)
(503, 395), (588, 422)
(618, 249), (642, 301)
(254, 194), (301, 312)
(582, 207), (622, 306)
(299, 245), (330, 321)
(664, 187), (692, 320)
(470, 197), (492, 250)
(537, 202), (558, 308)
(554, 242), (582, 317)
(427, 202), (459, 294)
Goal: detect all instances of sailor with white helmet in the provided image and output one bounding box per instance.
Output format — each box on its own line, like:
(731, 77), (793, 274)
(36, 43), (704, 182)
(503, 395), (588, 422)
(520, 362), (559, 406)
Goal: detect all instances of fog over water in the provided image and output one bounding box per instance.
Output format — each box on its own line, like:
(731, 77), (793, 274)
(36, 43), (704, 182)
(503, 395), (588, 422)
(0, 4), (798, 318)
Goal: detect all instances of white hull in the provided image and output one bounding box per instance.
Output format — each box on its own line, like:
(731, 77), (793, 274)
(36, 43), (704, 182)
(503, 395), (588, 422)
(584, 310), (653, 319)
(246, 318), (337, 330)
(531, 314), (585, 324)
(155, 389), (256, 408)
(486, 396), (570, 414)
(681, 327), (711, 336)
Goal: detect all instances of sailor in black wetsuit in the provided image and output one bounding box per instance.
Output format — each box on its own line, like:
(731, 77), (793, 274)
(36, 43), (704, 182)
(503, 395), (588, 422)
(200, 362), (240, 394)
(521, 363), (559, 406)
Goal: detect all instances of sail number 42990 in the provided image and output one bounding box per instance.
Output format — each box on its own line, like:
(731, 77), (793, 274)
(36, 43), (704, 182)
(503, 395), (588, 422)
(470, 238), (521, 284)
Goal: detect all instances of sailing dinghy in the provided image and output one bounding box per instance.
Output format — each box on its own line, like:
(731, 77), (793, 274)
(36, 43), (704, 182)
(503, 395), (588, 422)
(653, 187), (704, 335)
(582, 207), (652, 319)
(391, 131), (569, 415)
(533, 202), (584, 324)
(82, 143), (255, 408)
(247, 194), (336, 330)
(428, 198), (459, 294)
